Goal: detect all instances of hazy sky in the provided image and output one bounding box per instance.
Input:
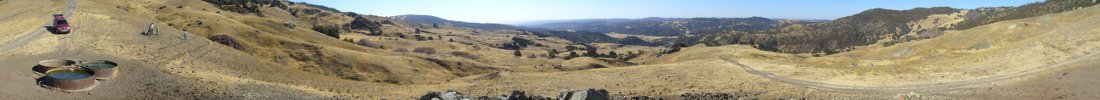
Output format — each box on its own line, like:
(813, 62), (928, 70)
(288, 0), (1042, 24)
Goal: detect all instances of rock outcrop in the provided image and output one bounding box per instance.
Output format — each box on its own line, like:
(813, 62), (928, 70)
(557, 88), (610, 100)
(419, 90), (472, 100)
(345, 16), (383, 34)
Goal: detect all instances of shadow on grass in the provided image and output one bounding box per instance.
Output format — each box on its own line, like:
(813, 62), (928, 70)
(42, 26), (67, 34)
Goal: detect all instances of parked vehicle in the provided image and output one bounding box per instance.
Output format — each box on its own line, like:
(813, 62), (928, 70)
(53, 14), (70, 34)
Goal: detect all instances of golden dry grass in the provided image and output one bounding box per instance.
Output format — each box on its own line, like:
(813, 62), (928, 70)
(2, 0), (1099, 99)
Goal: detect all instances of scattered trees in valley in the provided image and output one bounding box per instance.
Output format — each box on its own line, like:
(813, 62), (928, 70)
(414, 35), (427, 41)
(565, 51), (579, 60)
(584, 45), (599, 57)
(550, 44), (641, 60)
(500, 37), (537, 50)
(608, 51), (619, 58)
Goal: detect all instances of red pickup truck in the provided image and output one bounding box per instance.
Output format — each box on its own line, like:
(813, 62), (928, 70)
(53, 14), (70, 34)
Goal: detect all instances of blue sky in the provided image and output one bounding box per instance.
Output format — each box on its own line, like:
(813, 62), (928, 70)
(288, 0), (1042, 24)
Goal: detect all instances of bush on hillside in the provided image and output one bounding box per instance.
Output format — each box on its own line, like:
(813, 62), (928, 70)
(547, 49), (558, 58)
(449, 51), (480, 59)
(312, 25), (340, 38)
(664, 43), (688, 54)
(342, 38), (354, 43)
(620, 51), (643, 61)
(413, 47), (437, 54)
(208, 35), (245, 50)
(393, 48), (408, 52)
(356, 38), (384, 49)
(202, 0), (278, 16)
(608, 51), (619, 58)
(513, 49), (522, 57)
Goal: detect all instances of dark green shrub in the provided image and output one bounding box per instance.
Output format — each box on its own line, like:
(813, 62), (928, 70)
(312, 25), (340, 38)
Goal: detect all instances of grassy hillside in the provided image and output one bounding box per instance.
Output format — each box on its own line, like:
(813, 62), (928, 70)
(686, 0), (1099, 55)
(2, 0), (1098, 99)
(391, 14), (523, 30)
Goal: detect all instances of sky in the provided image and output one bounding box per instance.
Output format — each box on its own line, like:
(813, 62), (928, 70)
(288, 0), (1043, 24)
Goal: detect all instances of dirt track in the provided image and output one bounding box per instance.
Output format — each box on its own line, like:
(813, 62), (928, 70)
(0, 0), (75, 52)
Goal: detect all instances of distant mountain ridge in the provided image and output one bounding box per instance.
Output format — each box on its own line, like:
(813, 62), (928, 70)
(387, 0), (1099, 54)
(391, 14), (524, 30)
(512, 17), (679, 26)
(523, 17), (812, 36)
(391, 14), (656, 46)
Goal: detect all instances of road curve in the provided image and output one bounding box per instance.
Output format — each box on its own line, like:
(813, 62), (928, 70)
(719, 49), (1100, 93)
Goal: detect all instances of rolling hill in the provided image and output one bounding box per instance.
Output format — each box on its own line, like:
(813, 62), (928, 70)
(688, 0), (1098, 54)
(391, 14), (524, 31)
(1, 0), (1098, 99)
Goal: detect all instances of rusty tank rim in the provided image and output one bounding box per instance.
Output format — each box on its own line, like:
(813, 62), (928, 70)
(42, 68), (97, 92)
(34, 59), (76, 74)
(80, 60), (118, 80)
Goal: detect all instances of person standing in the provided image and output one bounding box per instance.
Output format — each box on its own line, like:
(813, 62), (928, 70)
(182, 31), (189, 40)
